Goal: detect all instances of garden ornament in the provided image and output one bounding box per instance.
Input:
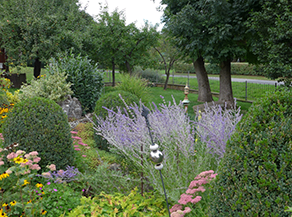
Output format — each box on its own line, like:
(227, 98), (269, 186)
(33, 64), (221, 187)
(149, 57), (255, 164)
(142, 105), (171, 217)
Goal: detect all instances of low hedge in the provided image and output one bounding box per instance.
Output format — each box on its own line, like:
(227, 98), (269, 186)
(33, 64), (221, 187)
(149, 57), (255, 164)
(174, 62), (265, 76)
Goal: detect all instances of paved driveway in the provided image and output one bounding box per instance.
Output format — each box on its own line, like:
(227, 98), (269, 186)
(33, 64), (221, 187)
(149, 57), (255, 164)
(164, 74), (282, 85)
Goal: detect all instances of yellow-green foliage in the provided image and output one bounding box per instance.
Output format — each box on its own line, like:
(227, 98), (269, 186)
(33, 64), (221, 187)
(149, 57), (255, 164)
(5, 89), (20, 104)
(67, 188), (168, 217)
(19, 71), (73, 103)
(115, 73), (150, 105)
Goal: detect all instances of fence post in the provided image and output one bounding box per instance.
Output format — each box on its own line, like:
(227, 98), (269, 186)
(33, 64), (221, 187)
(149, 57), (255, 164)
(188, 71), (190, 87)
(275, 82), (277, 92)
(245, 81), (247, 101)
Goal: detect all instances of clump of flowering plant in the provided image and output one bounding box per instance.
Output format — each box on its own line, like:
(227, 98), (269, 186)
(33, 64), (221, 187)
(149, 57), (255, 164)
(40, 164), (81, 184)
(170, 170), (217, 217)
(195, 101), (242, 163)
(92, 95), (197, 202)
(0, 147), (47, 216)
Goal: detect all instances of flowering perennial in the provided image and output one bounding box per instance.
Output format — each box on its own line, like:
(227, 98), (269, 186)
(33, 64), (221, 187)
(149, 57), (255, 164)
(92, 96), (196, 201)
(195, 101), (242, 162)
(170, 170), (217, 216)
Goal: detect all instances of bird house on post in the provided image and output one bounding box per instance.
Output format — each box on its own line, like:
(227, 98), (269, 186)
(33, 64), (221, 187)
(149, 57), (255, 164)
(182, 83), (190, 113)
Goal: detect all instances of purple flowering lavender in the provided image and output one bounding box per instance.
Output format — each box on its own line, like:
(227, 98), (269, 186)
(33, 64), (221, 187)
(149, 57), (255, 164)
(92, 95), (197, 201)
(195, 100), (242, 162)
(39, 166), (81, 183)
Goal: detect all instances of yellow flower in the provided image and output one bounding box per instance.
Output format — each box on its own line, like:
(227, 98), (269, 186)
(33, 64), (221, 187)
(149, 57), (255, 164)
(21, 159), (28, 163)
(0, 172), (9, 180)
(22, 180), (29, 186)
(2, 203), (8, 207)
(13, 157), (23, 164)
(1, 115), (7, 119)
(41, 210), (47, 215)
(27, 200), (32, 204)
(9, 200), (16, 206)
(36, 183), (43, 188)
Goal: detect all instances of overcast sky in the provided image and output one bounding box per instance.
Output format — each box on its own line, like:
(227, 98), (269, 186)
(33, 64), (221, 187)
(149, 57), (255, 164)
(78, 0), (165, 30)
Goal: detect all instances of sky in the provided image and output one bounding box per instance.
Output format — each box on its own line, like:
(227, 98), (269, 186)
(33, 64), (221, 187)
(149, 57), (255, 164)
(78, 0), (165, 30)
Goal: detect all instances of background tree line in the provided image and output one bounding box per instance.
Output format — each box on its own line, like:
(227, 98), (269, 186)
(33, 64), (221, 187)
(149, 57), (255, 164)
(0, 0), (291, 102)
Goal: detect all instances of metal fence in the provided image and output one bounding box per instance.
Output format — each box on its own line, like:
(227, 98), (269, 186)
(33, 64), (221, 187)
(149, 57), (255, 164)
(104, 71), (278, 102)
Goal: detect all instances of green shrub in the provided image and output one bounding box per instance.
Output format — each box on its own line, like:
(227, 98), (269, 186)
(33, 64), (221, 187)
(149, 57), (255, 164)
(0, 90), (9, 106)
(174, 62), (195, 73)
(94, 90), (140, 151)
(205, 63), (265, 76)
(48, 51), (104, 113)
(115, 73), (149, 104)
(210, 90), (292, 216)
(133, 66), (165, 83)
(94, 90), (140, 119)
(67, 188), (168, 217)
(3, 97), (75, 170)
(19, 70), (73, 103)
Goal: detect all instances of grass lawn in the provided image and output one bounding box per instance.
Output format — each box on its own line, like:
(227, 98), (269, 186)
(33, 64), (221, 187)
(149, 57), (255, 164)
(104, 86), (252, 119)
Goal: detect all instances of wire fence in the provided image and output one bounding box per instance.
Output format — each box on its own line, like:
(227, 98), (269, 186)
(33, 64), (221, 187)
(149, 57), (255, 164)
(103, 71), (277, 102)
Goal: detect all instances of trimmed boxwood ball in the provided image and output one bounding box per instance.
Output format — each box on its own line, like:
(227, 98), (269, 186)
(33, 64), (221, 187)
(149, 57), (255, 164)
(209, 90), (292, 216)
(3, 97), (74, 170)
(93, 90), (140, 151)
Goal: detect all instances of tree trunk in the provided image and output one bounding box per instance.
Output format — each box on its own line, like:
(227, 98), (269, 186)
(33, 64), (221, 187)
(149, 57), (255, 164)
(125, 61), (132, 75)
(163, 69), (171, 90)
(219, 60), (234, 105)
(34, 57), (41, 79)
(112, 60), (115, 87)
(193, 56), (213, 102)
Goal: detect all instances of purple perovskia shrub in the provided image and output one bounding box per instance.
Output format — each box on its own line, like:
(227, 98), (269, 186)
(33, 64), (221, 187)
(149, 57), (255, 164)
(195, 100), (242, 162)
(92, 95), (197, 201)
(92, 95), (242, 201)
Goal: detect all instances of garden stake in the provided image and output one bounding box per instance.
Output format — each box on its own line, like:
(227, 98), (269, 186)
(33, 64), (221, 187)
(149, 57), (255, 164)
(141, 106), (171, 217)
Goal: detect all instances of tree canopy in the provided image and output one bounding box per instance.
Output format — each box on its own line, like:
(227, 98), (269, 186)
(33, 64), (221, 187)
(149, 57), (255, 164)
(94, 9), (159, 86)
(161, 0), (260, 103)
(0, 0), (89, 77)
(248, 0), (292, 81)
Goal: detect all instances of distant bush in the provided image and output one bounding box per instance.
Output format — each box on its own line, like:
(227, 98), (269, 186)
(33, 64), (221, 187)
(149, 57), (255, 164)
(174, 62), (195, 73)
(133, 66), (165, 83)
(205, 63), (265, 76)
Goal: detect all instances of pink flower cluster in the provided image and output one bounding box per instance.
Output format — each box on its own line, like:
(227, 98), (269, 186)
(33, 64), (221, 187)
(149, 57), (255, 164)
(170, 170), (217, 217)
(2, 150), (41, 174)
(71, 131), (89, 158)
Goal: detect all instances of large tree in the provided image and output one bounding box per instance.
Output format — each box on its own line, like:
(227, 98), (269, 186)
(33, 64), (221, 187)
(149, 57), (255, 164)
(0, 0), (88, 78)
(160, 0), (260, 104)
(161, 1), (214, 102)
(247, 0), (292, 82)
(205, 0), (260, 104)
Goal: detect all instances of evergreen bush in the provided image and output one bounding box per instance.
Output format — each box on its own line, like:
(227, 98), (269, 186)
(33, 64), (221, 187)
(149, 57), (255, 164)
(210, 90), (292, 216)
(48, 51), (104, 113)
(2, 97), (75, 170)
